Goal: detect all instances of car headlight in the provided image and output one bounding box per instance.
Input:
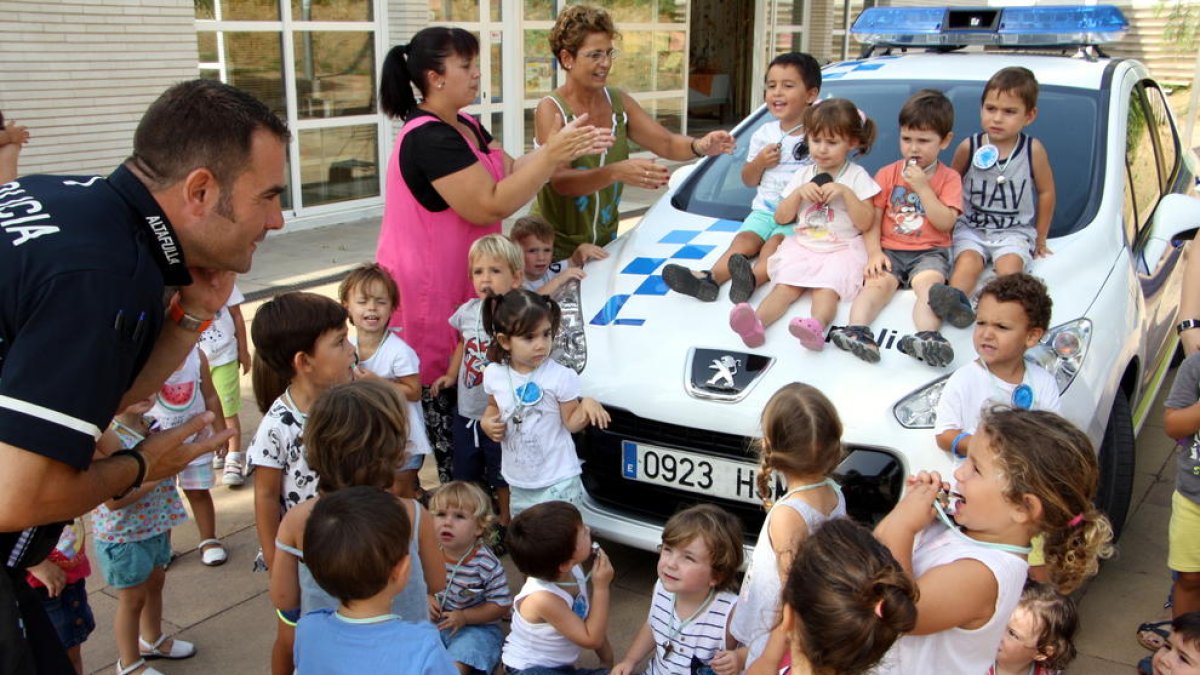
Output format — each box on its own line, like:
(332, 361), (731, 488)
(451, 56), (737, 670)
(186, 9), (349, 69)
(551, 278), (587, 373)
(893, 376), (949, 429)
(1028, 318), (1091, 393)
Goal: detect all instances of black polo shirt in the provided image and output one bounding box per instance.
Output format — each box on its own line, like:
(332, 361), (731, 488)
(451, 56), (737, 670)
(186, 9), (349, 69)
(0, 165), (191, 566)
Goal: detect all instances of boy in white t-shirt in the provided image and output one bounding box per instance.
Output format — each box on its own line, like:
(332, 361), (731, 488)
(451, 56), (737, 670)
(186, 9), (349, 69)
(198, 284), (251, 486)
(510, 215), (607, 296)
(339, 263), (432, 500)
(663, 52), (821, 304)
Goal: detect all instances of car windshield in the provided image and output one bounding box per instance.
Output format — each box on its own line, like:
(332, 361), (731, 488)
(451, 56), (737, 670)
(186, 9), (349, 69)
(674, 79), (1102, 238)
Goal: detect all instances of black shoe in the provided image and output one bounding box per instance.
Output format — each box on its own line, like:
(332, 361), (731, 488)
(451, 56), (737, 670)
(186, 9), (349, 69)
(728, 254), (756, 304)
(829, 325), (881, 364)
(929, 284), (976, 329)
(662, 264), (719, 302)
(898, 331), (955, 367)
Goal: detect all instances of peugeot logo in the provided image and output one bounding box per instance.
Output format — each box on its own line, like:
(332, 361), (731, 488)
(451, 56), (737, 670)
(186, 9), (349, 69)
(685, 348), (775, 402)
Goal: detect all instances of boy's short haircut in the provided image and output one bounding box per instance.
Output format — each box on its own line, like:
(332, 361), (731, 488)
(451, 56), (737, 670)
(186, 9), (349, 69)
(304, 486), (411, 605)
(983, 66), (1039, 112)
(507, 501), (583, 580)
(305, 380), (409, 494)
(1174, 612), (1200, 649)
(469, 233), (523, 276)
(898, 89), (954, 138)
(338, 262), (399, 307)
(510, 216), (556, 246)
(979, 272), (1052, 331)
(766, 52), (822, 93)
(661, 504), (744, 592)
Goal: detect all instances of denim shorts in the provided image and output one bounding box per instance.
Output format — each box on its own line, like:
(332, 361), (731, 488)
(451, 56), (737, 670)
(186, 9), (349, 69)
(441, 623), (503, 673)
(34, 578), (95, 649)
(95, 532), (171, 589)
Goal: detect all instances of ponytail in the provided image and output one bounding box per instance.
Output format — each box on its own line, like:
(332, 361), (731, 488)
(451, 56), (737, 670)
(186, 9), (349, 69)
(379, 44), (417, 120)
(756, 439), (775, 508)
(480, 291), (508, 364)
(1041, 505), (1114, 594)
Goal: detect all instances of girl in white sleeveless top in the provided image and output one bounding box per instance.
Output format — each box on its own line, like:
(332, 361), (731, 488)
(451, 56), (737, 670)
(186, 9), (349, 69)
(874, 408), (1114, 674)
(730, 383), (848, 667)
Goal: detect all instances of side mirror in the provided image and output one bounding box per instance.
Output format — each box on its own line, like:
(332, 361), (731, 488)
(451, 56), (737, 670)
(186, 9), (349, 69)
(1142, 193), (1200, 265)
(667, 163), (698, 192)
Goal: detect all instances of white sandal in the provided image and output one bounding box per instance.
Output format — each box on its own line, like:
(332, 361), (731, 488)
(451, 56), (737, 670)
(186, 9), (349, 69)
(198, 539), (227, 567)
(117, 657), (165, 674)
(138, 633), (197, 660)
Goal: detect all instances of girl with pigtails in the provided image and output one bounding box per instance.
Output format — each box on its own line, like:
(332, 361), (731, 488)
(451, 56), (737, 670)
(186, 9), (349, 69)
(730, 383), (848, 667)
(873, 407), (1114, 673)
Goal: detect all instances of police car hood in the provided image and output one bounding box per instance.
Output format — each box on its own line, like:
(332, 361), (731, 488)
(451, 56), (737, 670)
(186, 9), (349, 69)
(575, 188), (1115, 444)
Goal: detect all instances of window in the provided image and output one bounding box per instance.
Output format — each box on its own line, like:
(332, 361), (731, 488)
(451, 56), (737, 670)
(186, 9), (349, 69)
(196, 0), (382, 214)
(1144, 83), (1179, 191)
(1125, 86), (1162, 240)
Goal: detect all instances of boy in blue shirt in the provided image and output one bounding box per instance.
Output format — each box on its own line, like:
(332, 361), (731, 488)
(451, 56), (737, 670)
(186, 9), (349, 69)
(293, 487), (456, 674)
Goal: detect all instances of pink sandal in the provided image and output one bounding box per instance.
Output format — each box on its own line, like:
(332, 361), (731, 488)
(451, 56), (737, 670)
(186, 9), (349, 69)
(729, 303), (766, 348)
(788, 317), (827, 351)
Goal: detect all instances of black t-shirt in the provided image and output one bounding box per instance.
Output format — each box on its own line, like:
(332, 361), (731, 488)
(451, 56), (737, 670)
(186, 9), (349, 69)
(399, 111), (494, 212)
(0, 166), (191, 566)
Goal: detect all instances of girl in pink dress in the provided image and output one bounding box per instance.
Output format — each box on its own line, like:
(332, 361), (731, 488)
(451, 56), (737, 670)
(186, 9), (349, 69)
(375, 27), (608, 481)
(729, 99), (879, 350)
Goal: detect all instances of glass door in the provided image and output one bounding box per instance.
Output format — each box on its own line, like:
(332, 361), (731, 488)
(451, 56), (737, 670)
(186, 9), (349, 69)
(429, 0), (508, 147)
(752, 0), (809, 98)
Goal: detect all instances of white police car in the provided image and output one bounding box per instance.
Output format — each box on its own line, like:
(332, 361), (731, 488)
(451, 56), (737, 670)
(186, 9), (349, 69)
(553, 5), (1200, 549)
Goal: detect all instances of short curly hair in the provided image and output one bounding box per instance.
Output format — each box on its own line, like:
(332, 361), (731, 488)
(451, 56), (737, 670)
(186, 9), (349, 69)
(549, 5), (619, 67)
(979, 273), (1052, 331)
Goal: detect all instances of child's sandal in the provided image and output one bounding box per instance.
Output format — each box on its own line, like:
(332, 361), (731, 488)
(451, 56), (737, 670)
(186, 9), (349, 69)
(116, 658), (164, 675)
(198, 539), (227, 567)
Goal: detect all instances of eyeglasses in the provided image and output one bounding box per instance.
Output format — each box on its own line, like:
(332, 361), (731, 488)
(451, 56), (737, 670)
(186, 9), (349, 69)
(580, 48), (620, 62)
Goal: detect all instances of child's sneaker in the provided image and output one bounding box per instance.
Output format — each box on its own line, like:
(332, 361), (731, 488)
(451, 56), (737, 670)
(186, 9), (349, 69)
(222, 451), (245, 487)
(728, 253), (756, 304)
(830, 325), (880, 363)
(211, 454), (225, 470)
(898, 330), (955, 367)
(788, 317), (827, 352)
(729, 303), (766, 348)
(662, 264), (719, 302)
(929, 284), (976, 329)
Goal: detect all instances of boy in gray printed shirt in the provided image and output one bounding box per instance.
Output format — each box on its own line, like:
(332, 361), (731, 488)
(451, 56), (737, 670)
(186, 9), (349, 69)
(1162, 352), (1200, 617)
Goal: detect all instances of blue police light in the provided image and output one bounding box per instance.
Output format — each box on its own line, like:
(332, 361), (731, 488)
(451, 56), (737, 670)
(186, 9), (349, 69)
(850, 5), (1128, 48)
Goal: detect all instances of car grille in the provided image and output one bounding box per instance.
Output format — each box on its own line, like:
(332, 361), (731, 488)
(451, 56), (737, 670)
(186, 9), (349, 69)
(578, 407), (904, 537)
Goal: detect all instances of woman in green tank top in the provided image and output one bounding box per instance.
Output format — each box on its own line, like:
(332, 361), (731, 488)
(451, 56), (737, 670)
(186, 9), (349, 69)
(533, 4), (736, 261)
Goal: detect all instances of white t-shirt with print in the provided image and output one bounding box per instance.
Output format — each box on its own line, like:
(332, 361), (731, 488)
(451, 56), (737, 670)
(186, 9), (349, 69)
(449, 298), (491, 419)
(934, 358), (1061, 435)
(247, 393), (316, 514)
(778, 162), (880, 252)
(198, 285), (245, 367)
(352, 328), (431, 456)
(747, 119), (812, 213)
(482, 360), (582, 489)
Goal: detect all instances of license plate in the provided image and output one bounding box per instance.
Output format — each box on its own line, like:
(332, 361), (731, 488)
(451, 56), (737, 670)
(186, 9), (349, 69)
(621, 440), (774, 505)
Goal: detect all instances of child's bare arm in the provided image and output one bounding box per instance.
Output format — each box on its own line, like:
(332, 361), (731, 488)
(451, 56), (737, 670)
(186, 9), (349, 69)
(745, 625), (789, 675)
(1165, 402), (1200, 439)
(768, 505), (808, 581)
(539, 267), (586, 297)
(229, 303), (251, 374)
(1030, 139), (1056, 257)
(481, 395), (506, 442)
(562, 397), (610, 433)
(198, 352), (227, 435)
(829, 184), (874, 231)
(742, 144), (781, 187)
(431, 338), (464, 396)
(570, 243), (608, 267)
(863, 208), (890, 279)
(414, 501), (446, 596)
(908, 559), (999, 635)
(950, 138), (971, 175)
(254, 466), (283, 569)
(774, 190), (805, 225)
(269, 507), (305, 611)
(530, 549), (613, 649)
(935, 428), (969, 454)
(394, 373), (422, 402)
(104, 479), (162, 511)
(612, 621), (656, 675)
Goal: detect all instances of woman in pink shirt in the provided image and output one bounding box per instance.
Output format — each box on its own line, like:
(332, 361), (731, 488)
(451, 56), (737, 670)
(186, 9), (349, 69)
(376, 27), (608, 483)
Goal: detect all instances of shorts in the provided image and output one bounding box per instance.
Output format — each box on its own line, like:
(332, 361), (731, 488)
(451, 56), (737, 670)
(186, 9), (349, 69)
(952, 225), (1034, 266)
(35, 578), (95, 649)
(509, 475), (585, 517)
(399, 452), (425, 472)
(1169, 491), (1200, 572)
(452, 414), (506, 489)
(738, 209), (794, 242)
(178, 459), (215, 490)
(95, 532), (171, 589)
(209, 360), (242, 418)
(882, 248), (951, 288)
(441, 623), (503, 673)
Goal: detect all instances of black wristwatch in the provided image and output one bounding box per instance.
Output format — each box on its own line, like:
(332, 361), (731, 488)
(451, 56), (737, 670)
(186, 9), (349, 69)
(1178, 319), (1200, 335)
(111, 447), (147, 499)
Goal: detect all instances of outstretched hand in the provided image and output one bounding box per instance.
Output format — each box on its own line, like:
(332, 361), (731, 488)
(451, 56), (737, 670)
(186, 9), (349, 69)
(696, 130), (736, 156)
(139, 412), (236, 483)
(545, 113), (614, 163)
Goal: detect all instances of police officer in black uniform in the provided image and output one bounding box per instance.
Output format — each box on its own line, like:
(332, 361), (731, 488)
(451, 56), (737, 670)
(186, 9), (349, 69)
(0, 79), (289, 674)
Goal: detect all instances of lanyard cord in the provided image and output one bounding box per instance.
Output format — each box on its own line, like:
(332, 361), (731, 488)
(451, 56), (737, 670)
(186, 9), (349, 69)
(664, 588), (717, 649)
(438, 543), (478, 612)
(933, 499), (1033, 556)
(504, 362), (544, 423)
(777, 478), (840, 503)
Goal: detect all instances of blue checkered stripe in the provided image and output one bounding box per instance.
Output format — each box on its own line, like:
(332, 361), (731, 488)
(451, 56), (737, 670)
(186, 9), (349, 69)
(819, 55), (899, 80)
(589, 218), (741, 326)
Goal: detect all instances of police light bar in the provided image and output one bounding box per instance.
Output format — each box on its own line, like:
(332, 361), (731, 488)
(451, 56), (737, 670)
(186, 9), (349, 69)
(850, 5), (1128, 48)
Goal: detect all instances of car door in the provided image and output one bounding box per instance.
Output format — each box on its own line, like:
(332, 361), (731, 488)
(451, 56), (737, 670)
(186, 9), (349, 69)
(1125, 75), (1188, 400)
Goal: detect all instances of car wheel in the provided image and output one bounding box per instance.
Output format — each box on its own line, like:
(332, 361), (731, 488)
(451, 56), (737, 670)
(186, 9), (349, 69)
(1095, 388), (1135, 540)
